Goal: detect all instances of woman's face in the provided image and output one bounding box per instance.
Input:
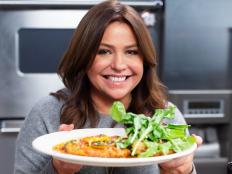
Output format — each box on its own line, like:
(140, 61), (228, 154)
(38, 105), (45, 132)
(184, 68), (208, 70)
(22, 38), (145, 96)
(87, 21), (143, 106)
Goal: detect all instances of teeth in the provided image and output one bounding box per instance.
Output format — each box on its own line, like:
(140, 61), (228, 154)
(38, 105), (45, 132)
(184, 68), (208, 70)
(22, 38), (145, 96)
(108, 76), (126, 82)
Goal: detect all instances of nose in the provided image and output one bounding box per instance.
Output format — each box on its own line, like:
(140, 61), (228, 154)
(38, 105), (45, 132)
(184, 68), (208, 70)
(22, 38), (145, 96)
(111, 53), (127, 71)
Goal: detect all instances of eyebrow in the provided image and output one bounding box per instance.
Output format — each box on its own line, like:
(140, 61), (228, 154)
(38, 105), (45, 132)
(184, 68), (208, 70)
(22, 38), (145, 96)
(100, 43), (138, 49)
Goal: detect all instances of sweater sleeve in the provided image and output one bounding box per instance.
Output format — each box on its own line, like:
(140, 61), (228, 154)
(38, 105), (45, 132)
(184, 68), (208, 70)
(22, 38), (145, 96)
(14, 96), (61, 174)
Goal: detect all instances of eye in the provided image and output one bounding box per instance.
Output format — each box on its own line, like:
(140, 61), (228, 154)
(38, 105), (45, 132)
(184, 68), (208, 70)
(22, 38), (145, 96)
(97, 49), (111, 55)
(126, 49), (139, 55)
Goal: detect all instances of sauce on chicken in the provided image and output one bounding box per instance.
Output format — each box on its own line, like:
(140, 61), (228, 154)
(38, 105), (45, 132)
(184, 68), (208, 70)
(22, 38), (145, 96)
(53, 134), (131, 158)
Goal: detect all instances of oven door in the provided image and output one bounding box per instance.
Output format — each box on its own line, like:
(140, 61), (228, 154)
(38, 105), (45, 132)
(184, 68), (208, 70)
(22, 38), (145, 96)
(0, 10), (86, 174)
(0, 9), (88, 119)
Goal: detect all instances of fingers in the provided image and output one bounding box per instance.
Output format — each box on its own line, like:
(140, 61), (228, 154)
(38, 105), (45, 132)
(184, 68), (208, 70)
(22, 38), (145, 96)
(54, 124), (79, 174)
(53, 158), (82, 174)
(159, 134), (202, 174)
(159, 154), (193, 174)
(59, 124), (74, 131)
(160, 153), (193, 169)
(192, 134), (203, 147)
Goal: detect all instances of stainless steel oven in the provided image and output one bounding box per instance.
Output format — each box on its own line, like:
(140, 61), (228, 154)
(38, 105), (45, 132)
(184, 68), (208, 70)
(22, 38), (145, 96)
(163, 0), (232, 173)
(0, 1), (163, 173)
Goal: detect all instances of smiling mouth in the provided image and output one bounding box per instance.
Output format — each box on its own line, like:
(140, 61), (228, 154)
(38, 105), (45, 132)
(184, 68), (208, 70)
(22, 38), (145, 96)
(103, 75), (130, 82)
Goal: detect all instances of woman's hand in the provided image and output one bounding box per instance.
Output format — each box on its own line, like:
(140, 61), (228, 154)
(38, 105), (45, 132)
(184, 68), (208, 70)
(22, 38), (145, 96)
(159, 135), (203, 174)
(52, 124), (83, 174)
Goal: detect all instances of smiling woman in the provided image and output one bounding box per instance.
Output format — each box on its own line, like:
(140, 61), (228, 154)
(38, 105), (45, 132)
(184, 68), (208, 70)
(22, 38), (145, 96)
(54, 0), (165, 129)
(14, 0), (199, 174)
(87, 21), (144, 113)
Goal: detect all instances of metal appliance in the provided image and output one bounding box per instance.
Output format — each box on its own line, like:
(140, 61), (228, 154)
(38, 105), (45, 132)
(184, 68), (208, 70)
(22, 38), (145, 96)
(0, 0), (163, 173)
(163, 0), (232, 173)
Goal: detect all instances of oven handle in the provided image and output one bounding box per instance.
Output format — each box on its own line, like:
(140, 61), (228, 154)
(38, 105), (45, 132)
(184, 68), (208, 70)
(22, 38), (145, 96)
(0, 0), (163, 8)
(0, 128), (20, 133)
(0, 120), (24, 133)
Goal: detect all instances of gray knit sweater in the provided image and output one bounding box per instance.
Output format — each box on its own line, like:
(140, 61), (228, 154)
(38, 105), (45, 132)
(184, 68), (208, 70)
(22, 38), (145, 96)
(14, 95), (195, 174)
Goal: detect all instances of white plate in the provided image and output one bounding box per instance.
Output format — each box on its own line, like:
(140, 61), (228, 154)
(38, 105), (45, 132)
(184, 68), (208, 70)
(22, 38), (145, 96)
(32, 128), (197, 167)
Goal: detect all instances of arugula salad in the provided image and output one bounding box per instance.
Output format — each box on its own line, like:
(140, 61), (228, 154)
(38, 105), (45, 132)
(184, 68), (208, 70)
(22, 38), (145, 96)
(110, 101), (196, 158)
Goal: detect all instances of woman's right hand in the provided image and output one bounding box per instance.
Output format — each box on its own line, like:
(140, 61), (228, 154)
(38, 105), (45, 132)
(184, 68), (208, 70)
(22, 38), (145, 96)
(52, 124), (83, 174)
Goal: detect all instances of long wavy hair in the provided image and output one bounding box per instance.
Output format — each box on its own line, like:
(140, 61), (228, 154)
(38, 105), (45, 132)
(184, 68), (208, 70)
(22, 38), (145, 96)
(51, 0), (167, 128)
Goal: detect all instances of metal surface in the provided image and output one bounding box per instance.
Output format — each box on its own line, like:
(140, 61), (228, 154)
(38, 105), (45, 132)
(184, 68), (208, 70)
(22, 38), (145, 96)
(194, 158), (228, 174)
(0, 120), (24, 133)
(183, 99), (224, 118)
(0, 10), (89, 118)
(195, 143), (220, 158)
(0, 0), (163, 8)
(0, 132), (18, 174)
(169, 90), (232, 95)
(168, 90), (232, 124)
(168, 89), (231, 174)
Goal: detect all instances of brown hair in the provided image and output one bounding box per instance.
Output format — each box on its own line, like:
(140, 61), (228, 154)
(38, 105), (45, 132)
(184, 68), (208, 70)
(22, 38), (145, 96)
(52, 0), (167, 128)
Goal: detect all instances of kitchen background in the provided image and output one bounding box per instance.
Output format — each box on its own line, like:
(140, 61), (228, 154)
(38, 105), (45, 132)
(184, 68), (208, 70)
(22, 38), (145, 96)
(0, 0), (232, 173)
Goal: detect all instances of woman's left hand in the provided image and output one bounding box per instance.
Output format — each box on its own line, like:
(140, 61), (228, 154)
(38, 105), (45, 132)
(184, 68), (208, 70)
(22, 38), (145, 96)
(159, 135), (203, 174)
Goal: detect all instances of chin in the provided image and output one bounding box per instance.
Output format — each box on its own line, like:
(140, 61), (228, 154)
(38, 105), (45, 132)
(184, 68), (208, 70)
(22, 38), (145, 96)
(108, 93), (130, 101)
(102, 88), (132, 101)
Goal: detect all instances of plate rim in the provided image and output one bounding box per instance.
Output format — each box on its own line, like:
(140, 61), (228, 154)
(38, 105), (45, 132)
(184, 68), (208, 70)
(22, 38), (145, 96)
(32, 128), (197, 167)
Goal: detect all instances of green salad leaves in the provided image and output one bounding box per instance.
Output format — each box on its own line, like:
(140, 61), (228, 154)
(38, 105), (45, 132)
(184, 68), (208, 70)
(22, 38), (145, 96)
(110, 101), (196, 157)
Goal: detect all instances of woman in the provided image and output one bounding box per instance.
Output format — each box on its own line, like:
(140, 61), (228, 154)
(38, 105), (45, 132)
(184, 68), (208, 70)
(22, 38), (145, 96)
(14, 0), (202, 174)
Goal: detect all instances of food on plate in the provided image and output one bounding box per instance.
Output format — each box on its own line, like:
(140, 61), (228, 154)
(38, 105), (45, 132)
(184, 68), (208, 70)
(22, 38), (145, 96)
(53, 134), (131, 158)
(53, 101), (195, 158)
(110, 102), (195, 157)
